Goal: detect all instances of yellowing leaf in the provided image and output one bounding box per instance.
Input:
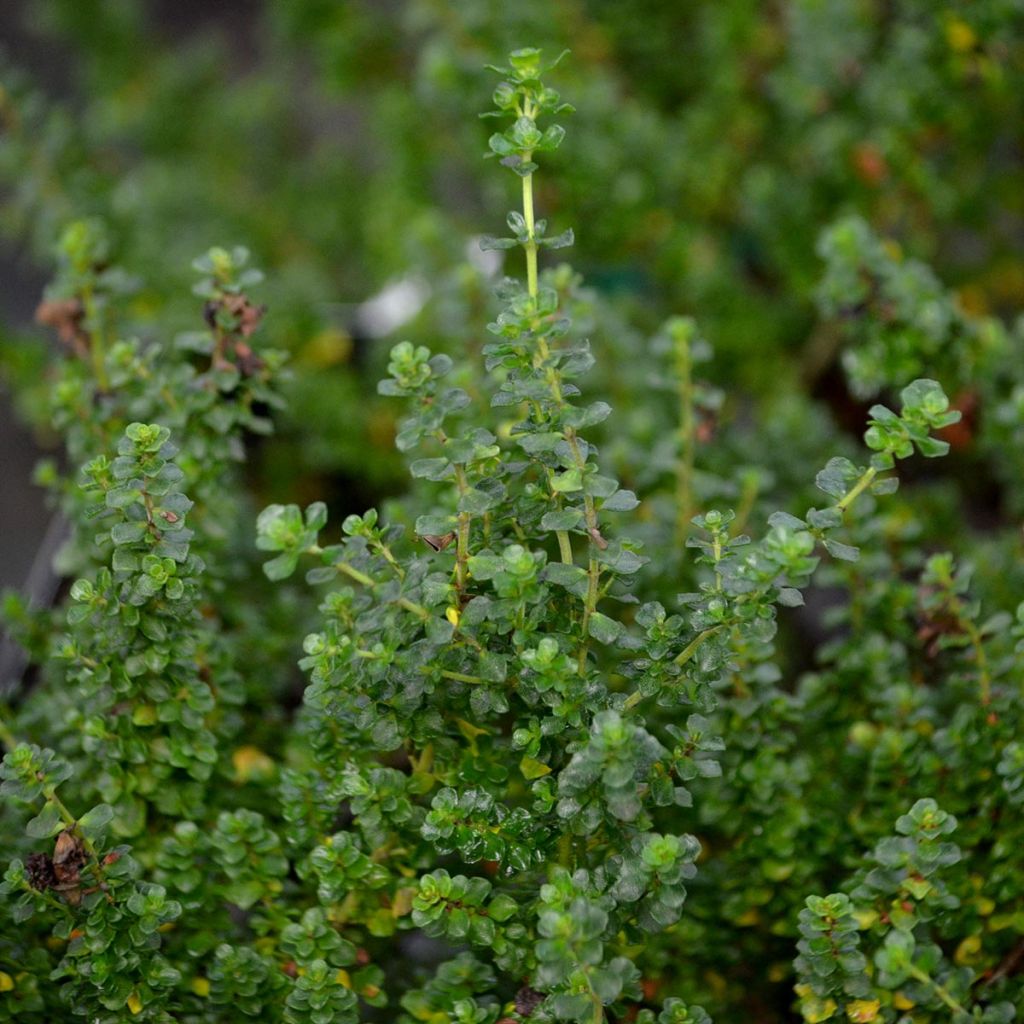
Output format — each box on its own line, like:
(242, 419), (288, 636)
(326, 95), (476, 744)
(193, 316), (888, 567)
(955, 934), (982, 964)
(131, 704), (157, 726)
(456, 718), (489, 754)
(802, 996), (837, 1023)
(764, 860), (794, 881)
(520, 755), (552, 780)
(191, 977), (210, 997)
(232, 745), (275, 782)
(976, 896), (995, 916)
(853, 908), (878, 929)
(301, 328), (352, 368)
(456, 718), (488, 739)
(127, 992), (143, 1015)
(946, 18), (977, 52)
(846, 999), (880, 1022)
(0, 972), (13, 992)
(881, 239), (902, 262)
(391, 886), (417, 918)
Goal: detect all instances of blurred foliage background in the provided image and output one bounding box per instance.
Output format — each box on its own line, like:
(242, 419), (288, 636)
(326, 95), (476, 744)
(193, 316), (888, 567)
(3, 4), (1024, 1019)
(1, 0), (1023, 572)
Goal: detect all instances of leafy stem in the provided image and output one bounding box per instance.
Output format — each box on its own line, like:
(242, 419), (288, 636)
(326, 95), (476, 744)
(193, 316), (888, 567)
(621, 626), (724, 712)
(836, 465), (878, 513)
(453, 464), (472, 592)
(514, 127), (603, 669)
(675, 326), (695, 546)
(308, 545), (431, 621)
(0, 715), (17, 752)
(41, 785), (112, 900)
(907, 964), (967, 1014)
(522, 168), (539, 299)
(81, 281), (110, 393)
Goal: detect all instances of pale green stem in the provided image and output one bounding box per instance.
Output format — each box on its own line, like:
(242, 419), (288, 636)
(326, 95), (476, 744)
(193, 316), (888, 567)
(836, 466), (878, 513)
(906, 964), (967, 1014)
(730, 471), (760, 538)
(556, 530), (574, 564)
(522, 169), (538, 299)
(953, 601), (992, 705)
(419, 667), (484, 685)
(308, 546), (431, 621)
(0, 715), (17, 751)
(712, 531), (723, 592)
(453, 465), (471, 592)
(81, 282), (110, 392)
(675, 328), (695, 546)
(373, 540), (406, 581)
(621, 625), (724, 711)
(519, 149), (602, 668)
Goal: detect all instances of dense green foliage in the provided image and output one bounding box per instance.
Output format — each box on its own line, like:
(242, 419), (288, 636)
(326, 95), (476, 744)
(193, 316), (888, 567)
(4, 0), (1024, 492)
(2, 6), (1024, 1023)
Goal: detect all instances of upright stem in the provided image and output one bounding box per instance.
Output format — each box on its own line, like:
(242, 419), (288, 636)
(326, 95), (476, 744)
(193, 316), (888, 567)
(525, 161), (568, 567)
(906, 964), (967, 1014)
(520, 149), (602, 673)
(81, 282), (110, 392)
(0, 715), (17, 752)
(712, 530), (723, 593)
(556, 530), (574, 564)
(675, 328), (694, 546)
(836, 466), (877, 513)
(522, 170), (539, 300)
(730, 470), (760, 538)
(950, 597), (991, 705)
(308, 545), (431, 621)
(964, 617), (991, 705)
(621, 625), (724, 711)
(43, 786), (111, 897)
(453, 465), (471, 593)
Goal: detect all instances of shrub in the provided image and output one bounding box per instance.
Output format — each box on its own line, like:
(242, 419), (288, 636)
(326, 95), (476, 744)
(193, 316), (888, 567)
(4, 1), (1024, 507)
(2, 43), (1023, 1024)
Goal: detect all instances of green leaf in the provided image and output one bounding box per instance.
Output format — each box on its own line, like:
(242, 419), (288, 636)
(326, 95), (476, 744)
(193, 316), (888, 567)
(410, 458), (453, 481)
(815, 457), (858, 499)
(79, 804), (115, 840)
(110, 522), (149, 545)
(588, 612), (624, 645)
(263, 552), (299, 581)
(479, 235), (518, 251)
(540, 508), (583, 531)
(551, 468), (583, 493)
(544, 562), (588, 595)
(25, 802), (64, 839)
(542, 228), (574, 249)
(518, 431), (564, 454)
(823, 538), (860, 562)
(415, 514), (457, 536)
(601, 490), (639, 512)
(305, 502), (328, 532)
(488, 893), (518, 922)
(466, 553), (504, 580)
(459, 488), (499, 514)
(565, 401), (612, 429)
